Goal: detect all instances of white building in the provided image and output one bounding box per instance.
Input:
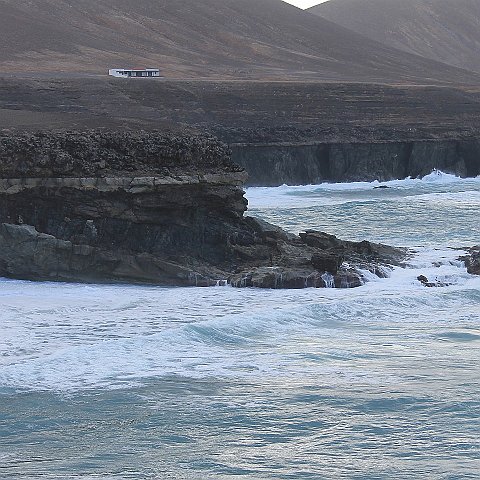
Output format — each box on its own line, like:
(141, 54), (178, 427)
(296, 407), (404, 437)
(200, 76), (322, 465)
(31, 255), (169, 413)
(109, 68), (161, 78)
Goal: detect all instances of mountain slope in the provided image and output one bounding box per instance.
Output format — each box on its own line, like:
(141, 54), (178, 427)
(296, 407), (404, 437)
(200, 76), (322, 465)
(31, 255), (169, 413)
(309, 0), (480, 74)
(0, 0), (478, 84)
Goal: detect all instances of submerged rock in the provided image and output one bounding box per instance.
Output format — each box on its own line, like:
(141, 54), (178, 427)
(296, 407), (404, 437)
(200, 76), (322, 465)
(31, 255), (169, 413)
(417, 274), (452, 288)
(0, 131), (407, 289)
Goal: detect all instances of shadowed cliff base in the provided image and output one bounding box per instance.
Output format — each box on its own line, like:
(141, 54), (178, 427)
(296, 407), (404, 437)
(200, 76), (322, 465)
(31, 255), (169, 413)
(232, 139), (480, 186)
(0, 131), (407, 288)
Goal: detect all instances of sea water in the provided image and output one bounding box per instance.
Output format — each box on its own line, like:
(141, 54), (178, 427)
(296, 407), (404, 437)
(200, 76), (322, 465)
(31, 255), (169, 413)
(0, 172), (479, 479)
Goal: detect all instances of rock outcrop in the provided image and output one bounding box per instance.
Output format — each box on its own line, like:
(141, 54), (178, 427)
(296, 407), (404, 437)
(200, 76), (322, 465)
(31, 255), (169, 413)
(417, 274), (452, 288)
(463, 247), (480, 276)
(0, 131), (407, 288)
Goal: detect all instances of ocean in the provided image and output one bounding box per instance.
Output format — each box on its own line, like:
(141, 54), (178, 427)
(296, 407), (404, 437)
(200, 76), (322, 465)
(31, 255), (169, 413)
(1, 171), (479, 479)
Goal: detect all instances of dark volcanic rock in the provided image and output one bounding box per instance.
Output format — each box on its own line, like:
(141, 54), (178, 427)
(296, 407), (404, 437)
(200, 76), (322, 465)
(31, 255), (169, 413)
(229, 218), (405, 289)
(299, 231), (405, 267)
(0, 223), (220, 285)
(232, 140), (480, 186)
(311, 253), (343, 274)
(0, 131), (237, 178)
(0, 131), (407, 288)
(417, 274), (452, 288)
(463, 247), (480, 275)
(229, 267), (362, 289)
(230, 267), (324, 289)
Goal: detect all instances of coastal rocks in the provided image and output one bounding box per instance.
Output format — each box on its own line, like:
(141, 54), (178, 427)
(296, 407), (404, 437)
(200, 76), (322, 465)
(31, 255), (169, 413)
(230, 267), (324, 289)
(0, 218), (400, 289)
(311, 253), (343, 274)
(467, 257), (480, 275)
(0, 131), (407, 289)
(0, 223), (220, 285)
(229, 267), (362, 289)
(417, 274), (452, 288)
(299, 231), (406, 267)
(463, 247), (480, 275)
(228, 218), (404, 289)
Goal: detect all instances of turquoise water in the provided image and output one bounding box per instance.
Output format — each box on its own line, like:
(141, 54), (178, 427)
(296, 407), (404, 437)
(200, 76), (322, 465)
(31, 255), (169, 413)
(1, 172), (479, 478)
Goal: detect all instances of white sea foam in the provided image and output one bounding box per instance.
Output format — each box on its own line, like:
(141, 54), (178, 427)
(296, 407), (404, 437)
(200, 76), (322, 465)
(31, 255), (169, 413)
(2, 172), (480, 479)
(246, 170), (480, 209)
(245, 170), (480, 248)
(0, 245), (477, 393)
(0, 171), (479, 393)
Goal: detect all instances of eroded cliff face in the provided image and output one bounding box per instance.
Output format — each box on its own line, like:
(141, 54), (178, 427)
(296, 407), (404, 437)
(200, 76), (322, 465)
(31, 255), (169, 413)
(232, 140), (480, 186)
(0, 131), (406, 288)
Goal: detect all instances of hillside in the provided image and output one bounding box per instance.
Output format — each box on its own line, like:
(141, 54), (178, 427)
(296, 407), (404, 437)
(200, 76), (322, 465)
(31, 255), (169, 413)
(309, 0), (480, 74)
(0, 0), (478, 84)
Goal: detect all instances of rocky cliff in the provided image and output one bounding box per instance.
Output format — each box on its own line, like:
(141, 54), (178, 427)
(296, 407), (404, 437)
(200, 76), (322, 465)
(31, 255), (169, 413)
(232, 140), (480, 186)
(0, 131), (406, 288)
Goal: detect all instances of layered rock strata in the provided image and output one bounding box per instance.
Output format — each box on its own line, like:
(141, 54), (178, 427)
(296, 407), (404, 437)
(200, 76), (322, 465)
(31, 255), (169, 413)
(0, 131), (406, 288)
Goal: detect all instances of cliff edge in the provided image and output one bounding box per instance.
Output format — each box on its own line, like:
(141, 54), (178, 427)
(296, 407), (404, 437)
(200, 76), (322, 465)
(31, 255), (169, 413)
(0, 131), (406, 288)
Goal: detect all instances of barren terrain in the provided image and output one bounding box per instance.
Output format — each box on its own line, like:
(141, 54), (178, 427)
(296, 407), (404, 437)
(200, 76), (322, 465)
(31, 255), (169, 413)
(1, 77), (480, 143)
(310, 0), (480, 74)
(0, 0), (479, 84)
